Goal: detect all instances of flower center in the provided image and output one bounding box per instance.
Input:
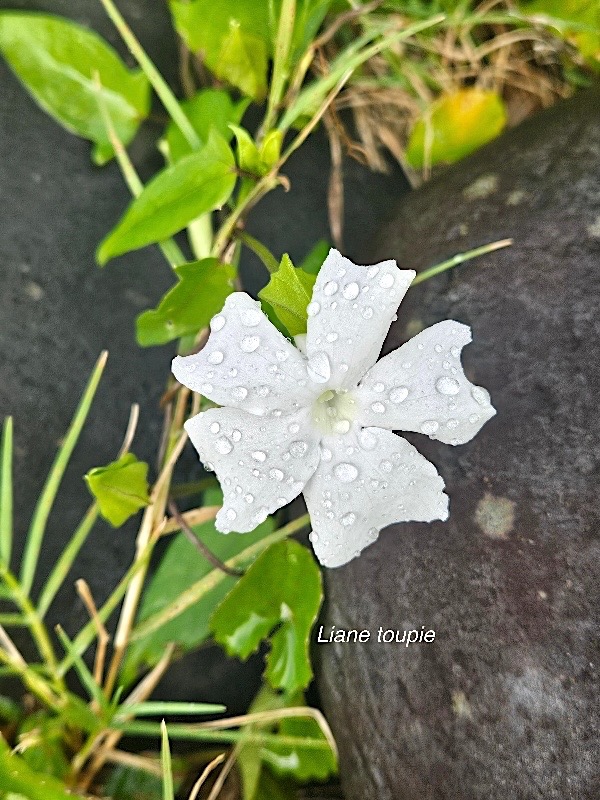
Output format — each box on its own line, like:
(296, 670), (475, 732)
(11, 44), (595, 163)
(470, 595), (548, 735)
(312, 389), (357, 436)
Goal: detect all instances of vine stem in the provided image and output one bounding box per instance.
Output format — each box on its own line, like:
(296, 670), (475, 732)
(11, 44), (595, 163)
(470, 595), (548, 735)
(411, 238), (513, 285)
(97, 0), (200, 150)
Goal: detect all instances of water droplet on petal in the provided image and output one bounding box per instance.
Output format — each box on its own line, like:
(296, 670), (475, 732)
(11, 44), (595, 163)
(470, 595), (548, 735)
(373, 382), (385, 393)
(434, 343), (443, 353)
(326, 332), (338, 343)
(450, 345), (460, 358)
(307, 351), (331, 384)
(276, 349), (289, 361)
(339, 363), (349, 372)
(207, 350), (224, 365)
(288, 422), (300, 434)
(251, 450), (267, 462)
(342, 282), (359, 300)
(362, 306), (373, 319)
(225, 508), (237, 521)
(210, 422), (220, 434)
(241, 335), (260, 352)
(469, 413), (480, 424)
(447, 418), (459, 429)
(421, 420), (440, 435)
(240, 308), (261, 326)
(256, 385), (270, 397)
(371, 402), (385, 414)
(270, 468), (284, 481)
(215, 436), (233, 455)
(359, 429), (378, 450)
(211, 314), (225, 331)
(231, 429), (242, 442)
(379, 273), (394, 289)
(307, 301), (320, 317)
(380, 459), (392, 473)
(436, 376), (460, 396)
(323, 280), (338, 296)
(471, 386), (491, 406)
(333, 419), (350, 434)
(334, 462), (358, 483)
(231, 386), (248, 401)
(389, 386), (408, 404)
(341, 512), (356, 527)
(244, 493), (254, 504)
(290, 440), (308, 458)
(321, 447), (332, 461)
(228, 367), (238, 377)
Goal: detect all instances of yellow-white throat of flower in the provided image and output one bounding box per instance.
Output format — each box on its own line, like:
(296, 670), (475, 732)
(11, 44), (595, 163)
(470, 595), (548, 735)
(312, 389), (357, 436)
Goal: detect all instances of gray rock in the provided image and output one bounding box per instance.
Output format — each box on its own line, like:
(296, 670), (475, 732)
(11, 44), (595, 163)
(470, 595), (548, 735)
(317, 88), (600, 799)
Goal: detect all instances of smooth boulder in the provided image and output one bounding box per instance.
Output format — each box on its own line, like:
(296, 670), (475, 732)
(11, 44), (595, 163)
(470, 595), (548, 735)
(317, 88), (600, 799)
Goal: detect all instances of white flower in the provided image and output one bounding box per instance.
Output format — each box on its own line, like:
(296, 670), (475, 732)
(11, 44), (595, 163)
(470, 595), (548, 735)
(172, 249), (495, 568)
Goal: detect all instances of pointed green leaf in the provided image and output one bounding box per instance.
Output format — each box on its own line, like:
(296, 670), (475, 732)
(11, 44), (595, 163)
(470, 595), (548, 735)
(230, 125), (264, 175)
(163, 89), (249, 163)
(98, 130), (236, 264)
(210, 540), (322, 693)
(136, 259), (235, 347)
(121, 516), (275, 685)
(406, 89), (507, 168)
(298, 239), (329, 276)
(258, 254), (316, 337)
(170, 0), (269, 99)
(85, 453), (149, 528)
(0, 12), (150, 164)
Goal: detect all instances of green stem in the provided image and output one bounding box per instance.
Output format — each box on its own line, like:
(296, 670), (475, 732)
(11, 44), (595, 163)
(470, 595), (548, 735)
(411, 239), (513, 286)
(236, 231), (279, 274)
(20, 352), (107, 597)
(130, 514), (310, 642)
(262, 0), (297, 134)
(98, 0), (200, 150)
(37, 504), (99, 620)
(0, 565), (62, 687)
(0, 416), (13, 567)
(93, 72), (186, 269)
(115, 721), (331, 750)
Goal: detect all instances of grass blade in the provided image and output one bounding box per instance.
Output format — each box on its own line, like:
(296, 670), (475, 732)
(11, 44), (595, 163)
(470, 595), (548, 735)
(411, 239), (513, 286)
(161, 720), (174, 800)
(118, 701), (226, 719)
(20, 351), (108, 596)
(37, 504), (99, 619)
(55, 624), (108, 713)
(0, 417), (13, 566)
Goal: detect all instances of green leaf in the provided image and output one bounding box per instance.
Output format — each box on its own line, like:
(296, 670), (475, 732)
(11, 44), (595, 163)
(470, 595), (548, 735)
(521, 0), (600, 63)
(85, 453), (149, 528)
(0, 12), (150, 165)
(98, 130), (236, 264)
(161, 721), (174, 800)
(259, 129), (284, 169)
(18, 713), (70, 782)
(163, 89), (249, 163)
(258, 254), (317, 337)
(103, 765), (164, 800)
(238, 684), (337, 797)
(210, 540), (322, 693)
(0, 735), (78, 800)
(170, 0), (269, 99)
(121, 516), (275, 686)
(406, 88), (507, 168)
(136, 259), (235, 347)
(298, 239), (329, 276)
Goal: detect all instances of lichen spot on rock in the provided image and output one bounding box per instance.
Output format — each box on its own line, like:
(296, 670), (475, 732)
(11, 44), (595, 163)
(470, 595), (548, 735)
(586, 215), (600, 238)
(463, 174), (499, 201)
(506, 189), (527, 206)
(475, 492), (515, 539)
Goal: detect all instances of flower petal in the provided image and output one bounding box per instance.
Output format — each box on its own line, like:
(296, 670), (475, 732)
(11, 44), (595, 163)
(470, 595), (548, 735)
(185, 406), (321, 533)
(305, 249), (415, 391)
(355, 321), (496, 445)
(303, 426), (447, 568)
(172, 293), (314, 415)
